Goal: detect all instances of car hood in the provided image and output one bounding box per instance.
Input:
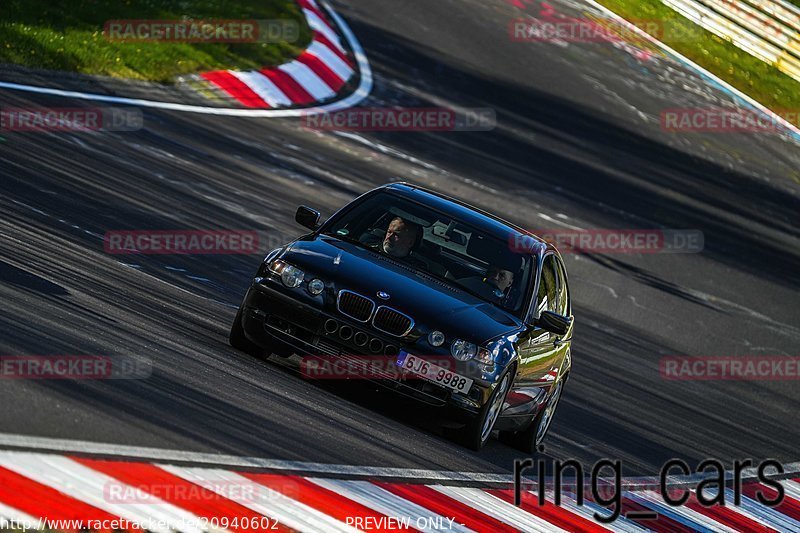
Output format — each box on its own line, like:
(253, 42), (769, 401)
(281, 235), (522, 343)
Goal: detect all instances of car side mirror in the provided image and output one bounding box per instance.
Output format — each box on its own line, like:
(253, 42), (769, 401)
(534, 311), (571, 336)
(296, 206), (321, 230)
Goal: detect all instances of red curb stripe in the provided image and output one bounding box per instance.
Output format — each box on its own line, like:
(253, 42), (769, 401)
(684, 494), (775, 532)
(489, 489), (609, 532)
(260, 68), (316, 105)
(377, 482), (519, 533)
(200, 71), (270, 108)
(71, 458), (291, 532)
(241, 473), (410, 531)
(296, 51), (346, 92)
(313, 31), (353, 66)
(0, 465), (128, 531)
(742, 482), (800, 522)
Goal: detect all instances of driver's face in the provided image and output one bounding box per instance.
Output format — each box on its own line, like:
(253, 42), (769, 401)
(383, 219), (416, 258)
(487, 268), (514, 291)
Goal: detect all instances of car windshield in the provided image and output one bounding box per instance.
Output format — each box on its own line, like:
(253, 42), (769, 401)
(323, 192), (534, 314)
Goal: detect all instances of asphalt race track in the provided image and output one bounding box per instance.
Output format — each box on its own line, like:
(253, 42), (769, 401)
(1, 0), (798, 479)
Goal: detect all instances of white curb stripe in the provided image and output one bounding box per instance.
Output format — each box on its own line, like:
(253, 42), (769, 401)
(307, 40), (355, 81)
(279, 61), (337, 100)
(431, 485), (567, 533)
(230, 71), (292, 108)
(307, 478), (475, 533)
(725, 488), (800, 532)
(0, 1), (372, 116)
(558, 495), (644, 532)
(626, 490), (735, 532)
(161, 466), (359, 533)
(304, 9), (345, 52)
(0, 452), (206, 533)
(783, 479), (800, 501)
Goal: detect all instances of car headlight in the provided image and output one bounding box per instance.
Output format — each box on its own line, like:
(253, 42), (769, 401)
(307, 278), (325, 296)
(428, 330), (445, 347)
(476, 347), (495, 365)
(451, 339), (478, 361)
(269, 259), (305, 288)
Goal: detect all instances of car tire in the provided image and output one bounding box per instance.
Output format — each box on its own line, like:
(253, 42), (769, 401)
(229, 306), (265, 357)
(459, 366), (514, 451)
(499, 378), (565, 454)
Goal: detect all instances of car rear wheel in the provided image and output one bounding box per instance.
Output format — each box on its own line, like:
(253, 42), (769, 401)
(459, 367), (513, 451)
(229, 306), (265, 357)
(500, 378), (564, 453)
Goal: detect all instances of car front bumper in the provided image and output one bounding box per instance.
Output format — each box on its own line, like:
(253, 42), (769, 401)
(238, 280), (498, 418)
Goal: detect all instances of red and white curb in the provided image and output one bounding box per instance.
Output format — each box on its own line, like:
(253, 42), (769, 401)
(201, 0), (357, 109)
(0, 450), (799, 532)
(0, 0), (371, 117)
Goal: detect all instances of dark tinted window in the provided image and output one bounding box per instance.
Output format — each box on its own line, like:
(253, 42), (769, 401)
(323, 191), (534, 314)
(536, 255), (558, 315)
(554, 257), (570, 316)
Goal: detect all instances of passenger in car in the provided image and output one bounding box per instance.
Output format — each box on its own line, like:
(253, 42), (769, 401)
(459, 265), (516, 304)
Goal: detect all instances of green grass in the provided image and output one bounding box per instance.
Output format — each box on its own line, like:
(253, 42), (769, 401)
(0, 0), (311, 83)
(593, 0), (800, 127)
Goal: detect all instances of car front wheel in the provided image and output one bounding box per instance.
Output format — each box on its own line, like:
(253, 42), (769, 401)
(460, 368), (513, 451)
(229, 306), (265, 357)
(500, 378), (564, 453)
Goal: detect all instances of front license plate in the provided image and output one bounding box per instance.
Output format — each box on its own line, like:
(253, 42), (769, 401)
(397, 352), (473, 393)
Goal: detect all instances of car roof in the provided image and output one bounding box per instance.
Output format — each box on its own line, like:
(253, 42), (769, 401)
(380, 182), (550, 256)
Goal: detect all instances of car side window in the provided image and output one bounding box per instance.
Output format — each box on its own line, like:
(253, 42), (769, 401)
(537, 255), (558, 315)
(554, 257), (570, 317)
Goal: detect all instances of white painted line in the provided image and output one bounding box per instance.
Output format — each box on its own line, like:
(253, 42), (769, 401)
(304, 9), (345, 52)
(230, 71), (292, 108)
(625, 490), (735, 533)
(308, 478), (474, 533)
(0, 432), (797, 489)
(581, 0), (800, 142)
(308, 40), (354, 81)
(279, 61), (337, 100)
(0, 0), (372, 117)
(431, 485), (567, 533)
(0, 433), (512, 483)
(0, 452), (206, 533)
(161, 466), (359, 533)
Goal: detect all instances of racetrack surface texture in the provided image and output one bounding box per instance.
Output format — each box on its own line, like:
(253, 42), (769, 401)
(0, 0), (798, 485)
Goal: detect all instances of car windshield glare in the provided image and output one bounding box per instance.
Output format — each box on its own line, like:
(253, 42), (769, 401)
(323, 192), (533, 314)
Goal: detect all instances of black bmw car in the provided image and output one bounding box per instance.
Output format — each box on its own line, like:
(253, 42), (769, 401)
(230, 183), (573, 451)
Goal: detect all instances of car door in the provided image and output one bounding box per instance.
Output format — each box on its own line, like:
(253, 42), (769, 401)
(514, 254), (562, 392)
